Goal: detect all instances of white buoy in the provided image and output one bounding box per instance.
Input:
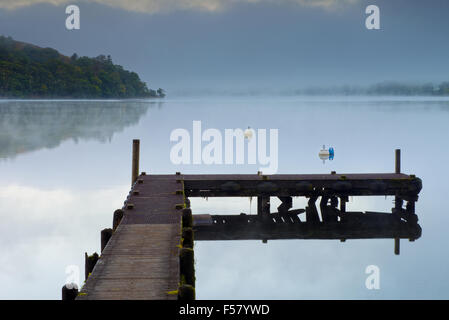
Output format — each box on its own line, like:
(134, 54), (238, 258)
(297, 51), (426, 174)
(244, 126), (253, 140)
(319, 145), (329, 163)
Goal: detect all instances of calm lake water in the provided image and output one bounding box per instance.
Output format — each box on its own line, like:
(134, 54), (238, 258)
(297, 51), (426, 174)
(0, 96), (448, 299)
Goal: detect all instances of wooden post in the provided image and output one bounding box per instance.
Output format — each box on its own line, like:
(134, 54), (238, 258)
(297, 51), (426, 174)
(85, 252), (99, 281)
(257, 196), (270, 220)
(62, 283), (78, 300)
(340, 196), (347, 213)
(182, 208), (193, 228)
(394, 238), (400, 255)
(258, 196), (270, 244)
(395, 149), (401, 174)
(112, 209), (124, 231)
(101, 228), (113, 252)
(178, 285), (195, 300)
(131, 139), (140, 186)
(394, 148), (401, 255)
(180, 248), (195, 286)
(182, 228), (194, 248)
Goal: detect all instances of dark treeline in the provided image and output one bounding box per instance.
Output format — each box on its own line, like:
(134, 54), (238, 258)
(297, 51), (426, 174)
(0, 36), (165, 99)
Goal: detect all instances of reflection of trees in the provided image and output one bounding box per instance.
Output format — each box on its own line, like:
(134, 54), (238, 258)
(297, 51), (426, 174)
(0, 100), (155, 159)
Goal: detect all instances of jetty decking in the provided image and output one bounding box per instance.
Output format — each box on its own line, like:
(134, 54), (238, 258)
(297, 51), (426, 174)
(77, 175), (184, 300)
(68, 143), (422, 300)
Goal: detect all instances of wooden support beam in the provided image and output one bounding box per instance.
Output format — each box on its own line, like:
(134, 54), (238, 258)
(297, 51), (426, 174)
(340, 196), (347, 213)
(257, 196), (270, 220)
(193, 215), (422, 241)
(182, 173), (421, 198)
(258, 196), (270, 243)
(406, 201), (415, 214)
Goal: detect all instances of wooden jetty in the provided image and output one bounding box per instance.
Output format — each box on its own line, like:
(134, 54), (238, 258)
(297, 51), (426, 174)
(189, 172), (422, 241)
(66, 140), (422, 300)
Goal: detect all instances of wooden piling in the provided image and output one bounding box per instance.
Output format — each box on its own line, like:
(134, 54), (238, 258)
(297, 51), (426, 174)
(178, 285), (195, 300)
(257, 196), (270, 219)
(112, 209), (124, 231)
(101, 228), (113, 252)
(182, 208), (193, 228)
(395, 149), (401, 174)
(394, 238), (400, 255)
(62, 283), (78, 300)
(131, 139), (140, 186)
(84, 252), (99, 281)
(182, 228), (194, 248)
(180, 248), (195, 287)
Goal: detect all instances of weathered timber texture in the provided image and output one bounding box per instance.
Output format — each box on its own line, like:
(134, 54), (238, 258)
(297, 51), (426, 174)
(77, 174), (183, 300)
(181, 173), (422, 200)
(192, 213), (421, 241)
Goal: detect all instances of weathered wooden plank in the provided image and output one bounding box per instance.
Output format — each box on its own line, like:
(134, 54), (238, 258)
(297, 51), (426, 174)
(178, 173), (421, 198)
(77, 175), (183, 300)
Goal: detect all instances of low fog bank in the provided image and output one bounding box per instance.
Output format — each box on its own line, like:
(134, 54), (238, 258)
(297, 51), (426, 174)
(168, 81), (449, 98)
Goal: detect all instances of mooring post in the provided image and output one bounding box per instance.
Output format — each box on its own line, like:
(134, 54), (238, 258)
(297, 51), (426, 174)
(101, 228), (113, 252)
(394, 148), (401, 255)
(131, 139), (140, 186)
(395, 149), (401, 174)
(85, 252), (99, 280)
(112, 209), (124, 231)
(61, 283), (78, 300)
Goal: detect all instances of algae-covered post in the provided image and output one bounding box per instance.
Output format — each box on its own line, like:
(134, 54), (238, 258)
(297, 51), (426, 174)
(62, 283), (78, 301)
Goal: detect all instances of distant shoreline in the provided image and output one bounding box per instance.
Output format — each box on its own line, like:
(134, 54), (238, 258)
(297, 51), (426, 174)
(2, 95), (449, 103)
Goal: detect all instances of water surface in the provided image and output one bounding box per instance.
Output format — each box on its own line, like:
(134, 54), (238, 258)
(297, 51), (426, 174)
(0, 96), (448, 299)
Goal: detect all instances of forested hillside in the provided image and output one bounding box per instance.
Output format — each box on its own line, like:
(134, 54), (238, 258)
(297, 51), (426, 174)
(0, 36), (164, 98)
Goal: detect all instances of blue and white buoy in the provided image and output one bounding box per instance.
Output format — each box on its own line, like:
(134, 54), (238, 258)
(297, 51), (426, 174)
(318, 145), (335, 163)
